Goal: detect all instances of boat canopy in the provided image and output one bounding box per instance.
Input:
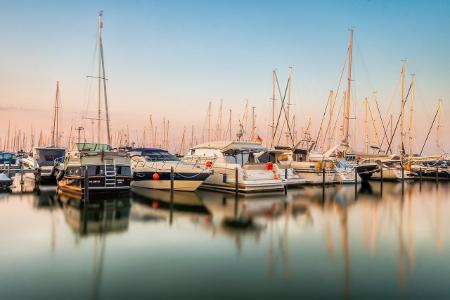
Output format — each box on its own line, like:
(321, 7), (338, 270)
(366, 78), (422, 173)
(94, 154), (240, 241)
(192, 141), (266, 155)
(75, 143), (112, 152)
(128, 148), (179, 162)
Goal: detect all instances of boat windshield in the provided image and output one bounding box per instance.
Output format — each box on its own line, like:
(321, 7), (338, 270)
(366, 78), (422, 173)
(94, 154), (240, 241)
(224, 152), (260, 165)
(36, 149), (65, 166)
(335, 159), (352, 169)
(143, 151), (179, 162)
(0, 153), (17, 164)
(76, 143), (112, 152)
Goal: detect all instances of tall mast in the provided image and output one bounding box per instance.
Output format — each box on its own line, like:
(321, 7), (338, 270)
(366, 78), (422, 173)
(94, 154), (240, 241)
(372, 92), (377, 147)
(364, 97), (369, 154)
(327, 90), (334, 149)
(408, 74), (415, 157)
(149, 115), (153, 147)
(285, 67), (292, 146)
(436, 99), (442, 154)
(251, 106), (256, 141)
(400, 60), (406, 155)
(207, 101), (212, 142)
(190, 125), (194, 149)
(227, 109), (232, 140)
(6, 121), (10, 151)
(342, 29), (353, 148)
(99, 11), (111, 145)
(166, 120), (170, 150)
(51, 81), (61, 147)
(179, 126), (186, 155)
(97, 12), (102, 143)
(271, 70), (276, 147)
(216, 99), (223, 141)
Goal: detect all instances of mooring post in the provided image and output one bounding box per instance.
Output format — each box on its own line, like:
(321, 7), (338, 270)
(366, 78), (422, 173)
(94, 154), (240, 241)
(284, 168), (288, 195)
(7, 162), (11, 178)
(436, 166), (439, 185)
(169, 166), (174, 225)
(380, 166), (383, 196)
(401, 163), (405, 195)
(354, 167), (358, 199)
(20, 162), (24, 191)
(322, 167), (326, 202)
(170, 166), (174, 204)
(84, 166), (89, 202)
(419, 166), (422, 191)
(235, 167), (239, 197)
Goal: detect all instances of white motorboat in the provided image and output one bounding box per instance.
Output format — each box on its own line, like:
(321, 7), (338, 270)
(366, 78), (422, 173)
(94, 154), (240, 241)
(256, 148), (306, 186)
(183, 141), (284, 193)
(129, 148), (211, 192)
(366, 155), (415, 181)
(21, 147), (66, 183)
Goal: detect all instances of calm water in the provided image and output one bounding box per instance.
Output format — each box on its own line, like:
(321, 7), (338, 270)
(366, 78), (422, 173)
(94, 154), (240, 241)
(1, 179), (449, 300)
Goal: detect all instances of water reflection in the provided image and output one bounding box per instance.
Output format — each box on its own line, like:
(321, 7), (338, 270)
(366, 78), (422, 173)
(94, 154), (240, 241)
(1, 181), (449, 299)
(59, 195), (131, 236)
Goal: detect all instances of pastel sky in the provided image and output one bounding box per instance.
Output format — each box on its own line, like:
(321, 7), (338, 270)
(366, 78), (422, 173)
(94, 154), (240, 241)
(0, 0), (449, 154)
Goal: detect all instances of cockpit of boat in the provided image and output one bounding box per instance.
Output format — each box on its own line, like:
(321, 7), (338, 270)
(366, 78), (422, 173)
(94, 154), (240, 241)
(0, 152), (17, 165)
(129, 148), (179, 162)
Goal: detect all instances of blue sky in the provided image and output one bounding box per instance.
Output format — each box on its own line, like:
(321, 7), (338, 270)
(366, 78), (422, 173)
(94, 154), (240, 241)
(0, 0), (449, 152)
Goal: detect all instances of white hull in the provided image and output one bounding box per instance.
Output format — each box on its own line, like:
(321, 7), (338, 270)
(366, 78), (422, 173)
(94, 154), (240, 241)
(371, 168), (415, 181)
(292, 170), (335, 184)
(131, 179), (203, 192)
(335, 168), (361, 184)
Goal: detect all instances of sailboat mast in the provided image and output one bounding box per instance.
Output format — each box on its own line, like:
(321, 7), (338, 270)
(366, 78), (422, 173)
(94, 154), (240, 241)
(207, 101), (211, 142)
(98, 11), (112, 145)
(149, 115), (153, 147)
(327, 90), (334, 149)
(400, 60), (406, 155)
(372, 92), (377, 147)
(251, 106), (256, 141)
(271, 70), (276, 147)
(342, 29), (353, 148)
(436, 99), (442, 154)
(97, 13), (102, 143)
(408, 74), (415, 157)
(51, 81), (61, 147)
(285, 67), (292, 146)
(364, 97), (369, 153)
(227, 109), (232, 140)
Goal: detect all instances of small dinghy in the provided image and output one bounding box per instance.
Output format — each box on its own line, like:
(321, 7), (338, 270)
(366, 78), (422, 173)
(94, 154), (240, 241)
(0, 173), (13, 190)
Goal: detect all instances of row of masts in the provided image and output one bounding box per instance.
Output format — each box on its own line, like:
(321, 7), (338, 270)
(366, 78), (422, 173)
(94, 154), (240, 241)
(1, 26), (446, 156)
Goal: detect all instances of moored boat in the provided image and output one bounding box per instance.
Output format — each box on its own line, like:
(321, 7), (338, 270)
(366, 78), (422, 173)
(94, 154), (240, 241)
(183, 141), (284, 193)
(129, 148), (211, 192)
(57, 143), (131, 199)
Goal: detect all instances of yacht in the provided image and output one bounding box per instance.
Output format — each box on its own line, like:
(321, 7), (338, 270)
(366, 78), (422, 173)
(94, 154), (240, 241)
(256, 148), (306, 186)
(288, 149), (336, 184)
(57, 143), (131, 199)
(410, 158), (450, 180)
(129, 148), (211, 192)
(0, 152), (21, 174)
(183, 141), (284, 193)
(363, 155), (415, 181)
(21, 147), (66, 183)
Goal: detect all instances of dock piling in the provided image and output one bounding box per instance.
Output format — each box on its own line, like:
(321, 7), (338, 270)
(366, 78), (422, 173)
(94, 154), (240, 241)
(169, 166), (174, 225)
(401, 163), (404, 195)
(419, 166), (422, 191)
(235, 167), (239, 197)
(380, 167), (383, 196)
(354, 167), (358, 199)
(436, 166), (439, 185)
(84, 167), (89, 202)
(322, 167), (326, 202)
(284, 168), (288, 195)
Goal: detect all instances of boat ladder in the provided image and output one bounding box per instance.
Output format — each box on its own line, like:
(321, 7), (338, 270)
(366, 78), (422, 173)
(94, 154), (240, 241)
(104, 160), (117, 188)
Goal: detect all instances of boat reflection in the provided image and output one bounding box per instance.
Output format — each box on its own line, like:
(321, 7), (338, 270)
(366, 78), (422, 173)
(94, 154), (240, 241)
(59, 194), (131, 236)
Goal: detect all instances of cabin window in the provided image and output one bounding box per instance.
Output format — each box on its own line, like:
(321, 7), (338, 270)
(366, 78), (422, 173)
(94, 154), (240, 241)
(66, 167), (81, 176)
(87, 166), (104, 176)
(116, 166), (131, 176)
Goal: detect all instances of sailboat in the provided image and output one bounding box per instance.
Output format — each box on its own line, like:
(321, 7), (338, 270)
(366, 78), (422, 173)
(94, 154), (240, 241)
(21, 81), (66, 183)
(57, 12), (132, 198)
